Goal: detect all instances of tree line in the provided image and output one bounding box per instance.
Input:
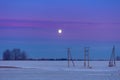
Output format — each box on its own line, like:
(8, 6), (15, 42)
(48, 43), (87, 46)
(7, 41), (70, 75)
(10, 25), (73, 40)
(3, 48), (27, 60)
(2, 48), (120, 61)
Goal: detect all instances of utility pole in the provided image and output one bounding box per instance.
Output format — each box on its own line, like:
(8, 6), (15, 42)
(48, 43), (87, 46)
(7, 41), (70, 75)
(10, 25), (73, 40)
(67, 48), (75, 67)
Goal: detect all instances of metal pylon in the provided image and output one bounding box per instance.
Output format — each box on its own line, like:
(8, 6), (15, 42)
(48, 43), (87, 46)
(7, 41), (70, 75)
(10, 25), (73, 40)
(67, 48), (75, 67)
(108, 45), (116, 67)
(84, 47), (90, 68)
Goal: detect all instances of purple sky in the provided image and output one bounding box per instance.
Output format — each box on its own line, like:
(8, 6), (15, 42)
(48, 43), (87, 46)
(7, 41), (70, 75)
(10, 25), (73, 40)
(0, 0), (120, 59)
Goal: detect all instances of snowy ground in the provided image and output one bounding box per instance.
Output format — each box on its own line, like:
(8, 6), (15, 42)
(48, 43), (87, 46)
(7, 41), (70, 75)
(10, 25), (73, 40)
(0, 61), (120, 80)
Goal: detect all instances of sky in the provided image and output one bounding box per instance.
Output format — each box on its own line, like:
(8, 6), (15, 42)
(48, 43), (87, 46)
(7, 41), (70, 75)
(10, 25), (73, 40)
(0, 0), (120, 59)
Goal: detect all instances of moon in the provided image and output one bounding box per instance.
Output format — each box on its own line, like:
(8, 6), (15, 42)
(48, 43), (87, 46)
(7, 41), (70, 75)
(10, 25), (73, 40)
(58, 29), (62, 34)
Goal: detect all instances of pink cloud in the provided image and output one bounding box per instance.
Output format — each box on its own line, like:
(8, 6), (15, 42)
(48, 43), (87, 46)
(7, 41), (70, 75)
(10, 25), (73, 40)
(0, 19), (120, 42)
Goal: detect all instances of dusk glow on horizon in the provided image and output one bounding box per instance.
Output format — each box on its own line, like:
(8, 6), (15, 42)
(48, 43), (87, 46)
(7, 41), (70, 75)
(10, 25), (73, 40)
(0, 0), (120, 59)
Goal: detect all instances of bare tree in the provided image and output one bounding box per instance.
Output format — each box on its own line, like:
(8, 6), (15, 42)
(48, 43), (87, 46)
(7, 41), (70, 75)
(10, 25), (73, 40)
(3, 49), (11, 60)
(3, 49), (27, 60)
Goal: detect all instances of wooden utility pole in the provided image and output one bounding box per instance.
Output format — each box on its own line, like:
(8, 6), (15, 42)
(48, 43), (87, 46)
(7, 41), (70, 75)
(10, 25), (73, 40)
(67, 48), (75, 67)
(108, 45), (116, 67)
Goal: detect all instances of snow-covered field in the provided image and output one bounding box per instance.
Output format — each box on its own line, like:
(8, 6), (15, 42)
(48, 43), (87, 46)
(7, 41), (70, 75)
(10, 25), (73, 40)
(0, 61), (120, 80)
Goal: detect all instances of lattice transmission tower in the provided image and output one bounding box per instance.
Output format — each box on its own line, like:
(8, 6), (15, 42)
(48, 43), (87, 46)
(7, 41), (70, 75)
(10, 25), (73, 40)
(108, 45), (116, 67)
(67, 48), (75, 67)
(84, 47), (91, 68)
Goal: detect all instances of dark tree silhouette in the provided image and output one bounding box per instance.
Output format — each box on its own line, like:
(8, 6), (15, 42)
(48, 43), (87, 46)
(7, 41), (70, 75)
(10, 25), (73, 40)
(3, 49), (11, 60)
(3, 48), (27, 60)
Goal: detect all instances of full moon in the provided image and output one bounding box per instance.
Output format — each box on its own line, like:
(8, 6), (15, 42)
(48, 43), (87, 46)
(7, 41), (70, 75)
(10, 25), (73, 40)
(58, 29), (62, 34)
